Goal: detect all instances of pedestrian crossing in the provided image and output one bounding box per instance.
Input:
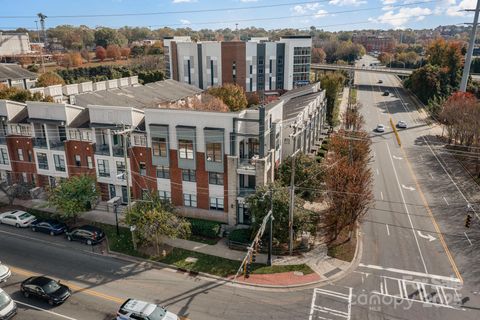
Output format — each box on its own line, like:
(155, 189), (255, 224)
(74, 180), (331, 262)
(309, 288), (352, 320)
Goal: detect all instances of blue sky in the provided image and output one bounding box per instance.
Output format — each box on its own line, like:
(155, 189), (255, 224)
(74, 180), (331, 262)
(0, 0), (473, 31)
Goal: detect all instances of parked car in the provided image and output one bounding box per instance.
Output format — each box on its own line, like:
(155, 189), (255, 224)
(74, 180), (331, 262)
(396, 121), (407, 129)
(117, 299), (179, 320)
(31, 219), (67, 236)
(20, 276), (71, 306)
(65, 225), (105, 245)
(382, 91), (390, 96)
(375, 124), (385, 133)
(0, 288), (16, 320)
(0, 211), (36, 228)
(0, 262), (11, 283)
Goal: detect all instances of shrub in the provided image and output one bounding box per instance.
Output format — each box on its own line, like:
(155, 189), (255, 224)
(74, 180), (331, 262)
(227, 228), (252, 244)
(188, 218), (221, 239)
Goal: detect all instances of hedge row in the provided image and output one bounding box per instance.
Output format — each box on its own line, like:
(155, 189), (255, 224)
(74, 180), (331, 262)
(187, 218), (221, 239)
(227, 228), (252, 244)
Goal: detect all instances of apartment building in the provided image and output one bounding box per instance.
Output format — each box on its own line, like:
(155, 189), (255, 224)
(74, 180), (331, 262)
(164, 36), (312, 92)
(0, 79), (326, 226)
(0, 33), (32, 58)
(352, 34), (395, 53)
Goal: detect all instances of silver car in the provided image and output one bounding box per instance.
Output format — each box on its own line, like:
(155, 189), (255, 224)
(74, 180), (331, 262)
(0, 289), (16, 320)
(397, 121), (407, 129)
(0, 210), (36, 228)
(376, 124), (385, 133)
(0, 262), (11, 283)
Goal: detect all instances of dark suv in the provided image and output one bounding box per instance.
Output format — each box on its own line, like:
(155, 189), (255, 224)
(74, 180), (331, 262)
(65, 225), (105, 245)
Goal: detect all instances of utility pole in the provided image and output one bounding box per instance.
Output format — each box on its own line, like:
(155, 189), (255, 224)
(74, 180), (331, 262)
(460, 0), (480, 92)
(267, 186), (273, 266)
(288, 126), (299, 256)
(37, 13), (47, 48)
(122, 125), (132, 208)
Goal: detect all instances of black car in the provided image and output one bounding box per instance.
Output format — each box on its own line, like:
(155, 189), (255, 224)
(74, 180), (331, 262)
(65, 225), (105, 245)
(383, 91), (390, 96)
(31, 219), (67, 236)
(20, 276), (71, 306)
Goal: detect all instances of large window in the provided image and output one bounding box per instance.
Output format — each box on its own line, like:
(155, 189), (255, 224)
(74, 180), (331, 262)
(17, 149), (24, 161)
(87, 156), (93, 169)
(152, 137), (168, 157)
(182, 169), (196, 182)
(206, 142), (222, 163)
(54, 154), (66, 172)
(0, 148), (8, 165)
(209, 172), (224, 185)
(75, 155), (81, 167)
(133, 134), (146, 147)
(116, 161), (125, 179)
(183, 194), (197, 207)
(210, 197), (224, 211)
(156, 166), (170, 179)
(178, 139), (194, 159)
(158, 190), (171, 202)
(139, 162), (147, 176)
(37, 153), (48, 170)
(98, 159), (110, 177)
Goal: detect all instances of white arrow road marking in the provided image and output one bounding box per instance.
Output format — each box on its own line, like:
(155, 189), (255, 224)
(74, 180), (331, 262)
(402, 184), (415, 191)
(464, 232), (472, 246)
(417, 231), (436, 242)
(392, 155), (403, 160)
(443, 197), (449, 205)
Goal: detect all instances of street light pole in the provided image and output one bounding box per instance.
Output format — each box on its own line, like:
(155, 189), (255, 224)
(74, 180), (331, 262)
(288, 126), (298, 256)
(267, 187), (273, 266)
(460, 0), (480, 92)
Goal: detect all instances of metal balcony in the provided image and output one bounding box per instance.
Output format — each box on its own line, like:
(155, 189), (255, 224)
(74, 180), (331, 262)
(95, 144), (110, 156)
(34, 137), (48, 149)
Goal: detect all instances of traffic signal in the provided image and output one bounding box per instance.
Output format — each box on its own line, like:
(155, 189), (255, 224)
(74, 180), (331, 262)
(465, 214), (472, 228)
(245, 263), (251, 278)
(252, 247), (257, 263)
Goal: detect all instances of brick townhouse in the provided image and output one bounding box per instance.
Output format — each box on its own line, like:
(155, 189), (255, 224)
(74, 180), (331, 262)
(0, 78), (326, 226)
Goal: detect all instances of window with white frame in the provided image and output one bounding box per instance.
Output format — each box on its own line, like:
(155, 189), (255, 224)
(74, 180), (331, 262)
(133, 134), (147, 147)
(182, 169), (196, 182)
(158, 190), (171, 202)
(17, 149), (24, 161)
(0, 148), (8, 165)
(81, 130), (92, 141)
(54, 154), (66, 172)
(152, 137), (167, 157)
(156, 166), (169, 179)
(210, 197), (224, 211)
(183, 193), (197, 207)
(208, 172), (223, 185)
(87, 156), (93, 169)
(37, 153), (48, 170)
(74, 155), (81, 167)
(178, 139), (194, 159)
(139, 162), (147, 176)
(206, 142), (222, 163)
(68, 129), (81, 140)
(116, 161), (125, 179)
(97, 159), (110, 177)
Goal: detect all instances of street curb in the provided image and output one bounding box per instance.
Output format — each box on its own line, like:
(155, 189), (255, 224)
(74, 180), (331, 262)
(102, 227), (363, 292)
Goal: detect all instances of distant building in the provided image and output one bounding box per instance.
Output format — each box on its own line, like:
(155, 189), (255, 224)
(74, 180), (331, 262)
(352, 35), (395, 53)
(0, 33), (32, 57)
(0, 64), (37, 89)
(164, 35), (312, 92)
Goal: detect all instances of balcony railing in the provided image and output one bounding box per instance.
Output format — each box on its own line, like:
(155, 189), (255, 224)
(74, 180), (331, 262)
(112, 146), (125, 157)
(49, 140), (65, 150)
(238, 157), (257, 171)
(238, 188), (256, 198)
(34, 137), (48, 149)
(0, 136), (6, 144)
(95, 144), (110, 156)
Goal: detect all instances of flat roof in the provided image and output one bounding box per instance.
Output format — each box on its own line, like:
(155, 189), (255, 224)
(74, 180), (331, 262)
(283, 91), (324, 121)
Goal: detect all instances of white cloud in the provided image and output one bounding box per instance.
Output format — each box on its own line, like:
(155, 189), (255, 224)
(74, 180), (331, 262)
(382, 5), (394, 10)
(382, 0), (397, 4)
(240, 0), (259, 2)
(329, 0), (366, 6)
(172, 0), (196, 3)
(292, 2), (321, 14)
(377, 7), (432, 28)
(180, 19), (191, 25)
(315, 9), (329, 18)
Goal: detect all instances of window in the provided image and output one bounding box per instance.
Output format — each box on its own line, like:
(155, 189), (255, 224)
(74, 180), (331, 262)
(156, 166), (170, 179)
(269, 59), (273, 72)
(28, 150), (33, 162)
(133, 134), (146, 147)
(97, 159), (110, 177)
(209, 172), (224, 185)
(152, 137), (167, 157)
(210, 197), (224, 211)
(37, 153), (48, 170)
(75, 155), (81, 167)
(139, 162), (146, 176)
(206, 142), (222, 163)
(178, 139), (194, 159)
(17, 149), (24, 161)
(182, 169), (196, 182)
(53, 154), (65, 172)
(87, 156), (93, 169)
(249, 65), (253, 74)
(116, 161), (125, 179)
(81, 130), (92, 141)
(183, 194), (197, 207)
(68, 129), (80, 140)
(0, 148), (8, 165)
(158, 190), (171, 202)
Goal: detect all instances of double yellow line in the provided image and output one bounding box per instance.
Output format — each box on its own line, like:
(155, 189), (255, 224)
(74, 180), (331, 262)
(10, 266), (125, 304)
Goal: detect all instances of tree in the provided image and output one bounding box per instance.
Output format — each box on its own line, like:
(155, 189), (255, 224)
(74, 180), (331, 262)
(48, 175), (99, 223)
(36, 72), (65, 87)
(247, 92), (260, 107)
(120, 47), (131, 59)
(106, 44), (121, 61)
(80, 49), (91, 62)
(125, 194), (191, 256)
(95, 46), (106, 61)
(0, 181), (32, 205)
(206, 83), (248, 111)
(0, 84), (53, 102)
(190, 94), (229, 112)
(320, 72), (346, 126)
(404, 64), (441, 104)
(247, 183), (315, 246)
(311, 47), (326, 63)
(94, 27), (128, 48)
(61, 52), (83, 68)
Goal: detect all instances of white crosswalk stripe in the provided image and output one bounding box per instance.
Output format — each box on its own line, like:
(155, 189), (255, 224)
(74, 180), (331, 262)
(309, 288), (352, 320)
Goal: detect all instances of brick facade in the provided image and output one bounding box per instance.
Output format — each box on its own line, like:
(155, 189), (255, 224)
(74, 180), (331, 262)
(223, 155), (229, 213)
(64, 140), (95, 177)
(6, 136), (37, 185)
(221, 42), (246, 91)
(169, 149), (183, 206)
(195, 152), (209, 210)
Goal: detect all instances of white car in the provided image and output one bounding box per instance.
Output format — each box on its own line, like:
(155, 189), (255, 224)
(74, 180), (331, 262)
(375, 124), (385, 133)
(0, 210), (36, 228)
(117, 299), (179, 320)
(0, 288), (16, 320)
(397, 121), (407, 129)
(0, 262), (11, 283)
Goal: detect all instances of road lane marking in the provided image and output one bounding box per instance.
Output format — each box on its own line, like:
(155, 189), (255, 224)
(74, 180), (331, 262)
(443, 197), (449, 206)
(380, 191), (384, 200)
(386, 142), (428, 274)
(429, 172), (434, 179)
(401, 184), (415, 191)
(464, 232), (472, 246)
(10, 266), (124, 304)
(388, 84), (464, 283)
(14, 300), (78, 320)
(385, 224), (390, 236)
(417, 231), (436, 242)
(392, 155), (403, 160)
(376, 168), (379, 175)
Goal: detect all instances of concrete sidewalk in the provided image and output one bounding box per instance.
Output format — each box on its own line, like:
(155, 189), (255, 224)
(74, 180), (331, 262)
(335, 86), (350, 131)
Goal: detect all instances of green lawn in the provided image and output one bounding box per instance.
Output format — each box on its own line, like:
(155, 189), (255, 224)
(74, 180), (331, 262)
(186, 234), (220, 245)
(252, 264), (314, 275)
(92, 222), (146, 258)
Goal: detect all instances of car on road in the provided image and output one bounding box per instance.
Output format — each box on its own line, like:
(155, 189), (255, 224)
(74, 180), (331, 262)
(0, 262), (11, 283)
(375, 124), (385, 133)
(378, 79), (383, 84)
(396, 120), (407, 129)
(65, 225), (105, 245)
(382, 90), (390, 96)
(0, 288), (16, 320)
(20, 276), (71, 306)
(0, 210), (36, 228)
(31, 219), (67, 236)
(117, 299), (179, 320)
